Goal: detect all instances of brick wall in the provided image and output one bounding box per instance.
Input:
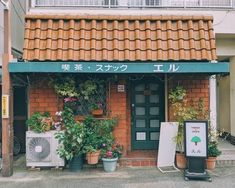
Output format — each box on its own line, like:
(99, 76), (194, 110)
(168, 75), (209, 121)
(28, 75), (209, 155)
(109, 79), (128, 156)
(29, 78), (62, 118)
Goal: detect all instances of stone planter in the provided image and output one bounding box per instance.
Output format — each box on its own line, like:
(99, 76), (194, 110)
(206, 157), (217, 170)
(102, 157), (118, 172)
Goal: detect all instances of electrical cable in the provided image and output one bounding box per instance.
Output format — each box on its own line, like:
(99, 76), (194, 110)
(12, 2), (24, 25)
(17, 0), (26, 14)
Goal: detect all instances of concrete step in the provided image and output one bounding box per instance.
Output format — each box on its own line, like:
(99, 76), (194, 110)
(216, 149), (235, 166)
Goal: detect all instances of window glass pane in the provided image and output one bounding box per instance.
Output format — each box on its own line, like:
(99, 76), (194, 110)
(150, 132), (159, 140)
(136, 107), (145, 115)
(136, 120), (146, 128)
(135, 84), (145, 91)
(150, 119), (160, 128)
(150, 95), (159, 103)
(135, 94), (145, 103)
(136, 132), (146, 141)
(149, 107), (159, 115)
(149, 83), (158, 91)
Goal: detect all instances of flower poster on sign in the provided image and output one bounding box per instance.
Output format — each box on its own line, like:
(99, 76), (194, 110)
(184, 121), (208, 158)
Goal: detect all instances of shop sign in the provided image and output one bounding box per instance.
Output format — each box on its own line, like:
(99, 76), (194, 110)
(184, 121), (208, 158)
(9, 62), (229, 74)
(2, 95), (9, 118)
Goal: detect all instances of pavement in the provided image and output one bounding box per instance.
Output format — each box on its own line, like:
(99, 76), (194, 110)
(0, 155), (234, 188)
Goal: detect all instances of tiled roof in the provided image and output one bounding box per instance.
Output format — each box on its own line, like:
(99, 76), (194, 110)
(23, 15), (217, 61)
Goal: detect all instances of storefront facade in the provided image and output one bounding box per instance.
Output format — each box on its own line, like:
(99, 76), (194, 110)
(9, 14), (229, 166)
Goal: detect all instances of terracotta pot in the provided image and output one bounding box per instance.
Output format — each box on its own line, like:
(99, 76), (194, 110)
(86, 150), (100, 165)
(206, 157), (217, 170)
(92, 109), (103, 116)
(176, 153), (187, 169)
(42, 117), (53, 131)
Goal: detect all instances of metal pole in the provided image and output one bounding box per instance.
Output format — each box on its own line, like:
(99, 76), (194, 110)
(2, 0), (13, 177)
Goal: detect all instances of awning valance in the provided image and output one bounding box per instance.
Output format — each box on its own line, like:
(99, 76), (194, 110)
(9, 62), (229, 74)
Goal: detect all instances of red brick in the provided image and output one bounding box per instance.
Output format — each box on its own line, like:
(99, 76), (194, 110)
(141, 160), (150, 166)
(132, 160), (141, 167)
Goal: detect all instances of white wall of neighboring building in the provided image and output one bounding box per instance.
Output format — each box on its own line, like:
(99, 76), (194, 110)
(11, 0), (26, 56)
(29, 8), (235, 36)
(0, 0), (26, 66)
(0, 3), (4, 66)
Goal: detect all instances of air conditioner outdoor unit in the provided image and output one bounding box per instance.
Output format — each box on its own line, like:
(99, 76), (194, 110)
(26, 131), (65, 168)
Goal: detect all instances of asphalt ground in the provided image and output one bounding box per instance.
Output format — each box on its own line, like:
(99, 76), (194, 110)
(0, 165), (234, 188)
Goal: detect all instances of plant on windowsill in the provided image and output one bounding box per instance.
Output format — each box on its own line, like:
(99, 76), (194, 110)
(26, 112), (53, 133)
(55, 106), (85, 172)
(90, 102), (104, 116)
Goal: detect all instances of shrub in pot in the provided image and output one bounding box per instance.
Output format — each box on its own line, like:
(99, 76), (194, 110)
(169, 86), (198, 169)
(26, 111), (53, 133)
(206, 141), (221, 170)
(55, 107), (85, 171)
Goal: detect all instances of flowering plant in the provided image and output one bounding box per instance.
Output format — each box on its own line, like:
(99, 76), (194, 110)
(208, 125), (221, 157)
(64, 97), (79, 106)
(63, 97), (79, 114)
(101, 143), (123, 159)
(52, 111), (63, 130)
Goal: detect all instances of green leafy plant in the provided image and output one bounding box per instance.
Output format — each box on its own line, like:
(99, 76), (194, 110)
(26, 112), (52, 133)
(83, 116), (101, 153)
(169, 86), (198, 152)
(101, 143), (123, 159)
(208, 141), (221, 157)
(208, 124), (221, 157)
(79, 80), (97, 101)
(55, 107), (85, 161)
(169, 86), (186, 103)
(83, 116), (117, 154)
(90, 102), (103, 111)
(49, 75), (79, 97)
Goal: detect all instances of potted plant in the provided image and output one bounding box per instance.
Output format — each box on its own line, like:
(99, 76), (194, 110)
(49, 75), (79, 98)
(83, 116), (101, 165)
(26, 112), (53, 133)
(90, 102), (103, 116)
(206, 141), (221, 170)
(101, 143), (123, 172)
(55, 106), (85, 172)
(206, 126), (222, 170)
(169, 86), (198, 169)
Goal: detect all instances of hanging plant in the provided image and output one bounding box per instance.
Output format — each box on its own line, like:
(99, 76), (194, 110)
(79, 80), (97, 101)
(49, 75), (79, 97)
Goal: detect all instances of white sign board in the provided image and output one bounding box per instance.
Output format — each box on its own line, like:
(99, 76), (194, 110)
(157, 122), (179, 172)
(117, 85), (125, 92)
(185, 121), (207, 158)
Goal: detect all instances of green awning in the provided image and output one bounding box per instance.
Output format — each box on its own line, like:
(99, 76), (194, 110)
(8, 62), (229, 74)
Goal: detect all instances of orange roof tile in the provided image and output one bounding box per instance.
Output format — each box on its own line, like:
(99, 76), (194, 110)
(23, 15), (217, 61)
